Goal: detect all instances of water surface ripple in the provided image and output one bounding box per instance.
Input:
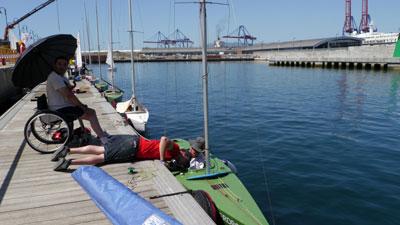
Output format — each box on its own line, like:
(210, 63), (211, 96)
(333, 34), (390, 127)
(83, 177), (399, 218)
(91, 62), (400, 225)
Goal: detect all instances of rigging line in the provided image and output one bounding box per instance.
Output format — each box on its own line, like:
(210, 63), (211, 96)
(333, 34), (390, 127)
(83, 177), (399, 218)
(163, 64), (170, 136)
(226, 0), (230, 34)
(168, 0), (172, 35)
(209, 177), (264, 225)
(135, 0), (144, 48)
(83, 0), (92, 64)
(246, 75), (276, 225)
(173, 0), (176, 35)
(228, 0), (237, 31)
(56, 0), (61, 32)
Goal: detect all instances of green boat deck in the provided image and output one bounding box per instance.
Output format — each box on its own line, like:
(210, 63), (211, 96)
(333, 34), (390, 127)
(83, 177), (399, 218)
(174, 139), (269, 225)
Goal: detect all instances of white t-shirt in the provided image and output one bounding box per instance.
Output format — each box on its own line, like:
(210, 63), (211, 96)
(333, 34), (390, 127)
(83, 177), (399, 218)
(189, 154), (205, 170)
(46, 71), (74, 110)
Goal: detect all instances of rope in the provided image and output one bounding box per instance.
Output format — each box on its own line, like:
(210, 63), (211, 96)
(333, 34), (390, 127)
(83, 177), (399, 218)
(244, 67), (276, 225)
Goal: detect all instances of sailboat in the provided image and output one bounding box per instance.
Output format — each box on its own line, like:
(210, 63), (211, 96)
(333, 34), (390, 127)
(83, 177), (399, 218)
(73, 32), (83, 80)
(106, 47), (117, 72)
(75, 33), (83, 69)
(104, 0), (123, 103)
(116, 0), (149, 133)
(93, 0), (108, 92)
(174, 1), (269, 224)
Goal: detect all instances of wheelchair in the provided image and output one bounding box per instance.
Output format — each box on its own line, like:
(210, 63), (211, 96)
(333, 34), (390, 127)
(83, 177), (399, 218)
(24, 94), (91, 153)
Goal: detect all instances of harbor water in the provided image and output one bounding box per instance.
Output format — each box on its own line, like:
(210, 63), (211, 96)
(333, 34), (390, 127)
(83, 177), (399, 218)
(91, 61), (400, 225)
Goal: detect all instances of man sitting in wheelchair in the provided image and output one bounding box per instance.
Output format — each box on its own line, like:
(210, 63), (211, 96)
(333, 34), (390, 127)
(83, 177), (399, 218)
(47, 56), (109, 144)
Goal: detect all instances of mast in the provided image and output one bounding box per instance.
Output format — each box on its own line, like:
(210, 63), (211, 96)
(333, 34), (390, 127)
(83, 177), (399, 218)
(128, 0), (136, 99)
(95, 0), (102, 80)
(108, 0), (115, 89)
(200, 0), (210, 174)
(83, 0), (92, 64)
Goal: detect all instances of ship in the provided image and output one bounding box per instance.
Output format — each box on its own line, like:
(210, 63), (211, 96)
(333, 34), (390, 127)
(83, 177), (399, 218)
(352, 31), (399, 45)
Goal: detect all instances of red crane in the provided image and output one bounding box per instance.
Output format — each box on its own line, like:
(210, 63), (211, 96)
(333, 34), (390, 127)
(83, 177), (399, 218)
(3, 0), (56, 41)
(343, 0), (358, 35)
(359, 0), (377, 33)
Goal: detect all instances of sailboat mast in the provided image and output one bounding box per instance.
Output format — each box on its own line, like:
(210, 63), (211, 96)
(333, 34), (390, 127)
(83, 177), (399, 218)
(95, 0), (102, 79)
(83, 0), (92, 65)
(200, 0), (210, 174)
(128, 0), (136, 99)
(109, 0), (115, 89)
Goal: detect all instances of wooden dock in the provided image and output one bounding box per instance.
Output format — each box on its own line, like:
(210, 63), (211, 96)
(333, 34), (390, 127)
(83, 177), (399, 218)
(0, 79), (215, 225)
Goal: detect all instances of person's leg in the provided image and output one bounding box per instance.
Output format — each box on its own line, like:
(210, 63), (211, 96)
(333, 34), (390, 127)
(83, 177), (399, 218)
(70, 154), (105, 165)
(70, 145), (105, 155)
(80, 108), (106, 138)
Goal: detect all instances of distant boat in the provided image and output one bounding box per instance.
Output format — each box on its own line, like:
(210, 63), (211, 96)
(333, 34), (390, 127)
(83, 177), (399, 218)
(75, 33), (83, 68)
(116, 0), (149, 133)
(104, 0), (123, 103)
(106, 48), (116, 72)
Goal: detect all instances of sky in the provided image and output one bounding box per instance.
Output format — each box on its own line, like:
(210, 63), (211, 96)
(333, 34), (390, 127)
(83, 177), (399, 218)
(1, 0), (399, 50)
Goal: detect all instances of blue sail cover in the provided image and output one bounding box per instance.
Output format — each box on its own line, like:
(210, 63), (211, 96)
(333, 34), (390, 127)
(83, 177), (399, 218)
(72, 166), (182, 225)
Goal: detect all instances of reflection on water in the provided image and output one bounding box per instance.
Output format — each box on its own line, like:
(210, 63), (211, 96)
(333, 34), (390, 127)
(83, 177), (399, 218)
(388, 74), (400, 113)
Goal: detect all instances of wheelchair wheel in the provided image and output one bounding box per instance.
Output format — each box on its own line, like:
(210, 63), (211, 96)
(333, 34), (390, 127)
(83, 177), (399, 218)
(24, 111), (72, 153)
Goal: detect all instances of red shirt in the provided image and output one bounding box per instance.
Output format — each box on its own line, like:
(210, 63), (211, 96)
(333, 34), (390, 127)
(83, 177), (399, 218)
(136, 137), (180, 160)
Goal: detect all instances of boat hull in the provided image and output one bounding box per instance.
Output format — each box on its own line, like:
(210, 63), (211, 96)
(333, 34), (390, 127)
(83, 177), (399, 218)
(173, 139), (269, 225)
(126, 110), (149, 133)
(104, 90), (123, 103)
(95, 82), (108, 92)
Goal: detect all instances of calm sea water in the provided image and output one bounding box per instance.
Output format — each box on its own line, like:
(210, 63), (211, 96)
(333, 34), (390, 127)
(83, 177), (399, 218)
(91, 62), (400, 225)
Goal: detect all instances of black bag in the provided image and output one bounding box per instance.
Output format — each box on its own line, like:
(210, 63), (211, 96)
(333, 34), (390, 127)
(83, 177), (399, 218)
(37, 94), (48, 110)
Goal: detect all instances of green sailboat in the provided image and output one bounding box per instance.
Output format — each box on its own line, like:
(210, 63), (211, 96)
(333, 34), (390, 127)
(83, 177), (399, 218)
(95, 82), (108, 92)
(174, 1), (269, 224)
(394, 33), (400, 58)
(174, 140), (269, 225)
(103, 0), (123, 103)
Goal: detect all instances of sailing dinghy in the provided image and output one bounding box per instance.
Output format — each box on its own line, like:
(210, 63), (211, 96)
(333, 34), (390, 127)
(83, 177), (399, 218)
(173, 1), (269, 224)
(116, 0), (149, 133)
(104, 0), (123, 103)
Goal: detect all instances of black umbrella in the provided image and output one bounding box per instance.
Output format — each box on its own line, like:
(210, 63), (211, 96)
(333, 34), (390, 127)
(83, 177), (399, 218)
(12, 34), (77, 88)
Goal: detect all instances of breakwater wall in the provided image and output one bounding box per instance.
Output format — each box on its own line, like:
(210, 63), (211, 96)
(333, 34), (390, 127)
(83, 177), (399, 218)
(253, 44), (400, 69)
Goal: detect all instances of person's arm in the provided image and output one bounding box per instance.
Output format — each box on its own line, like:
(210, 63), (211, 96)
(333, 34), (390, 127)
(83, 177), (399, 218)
(57, 87), (87, 110)
(159, 136), (169, 161)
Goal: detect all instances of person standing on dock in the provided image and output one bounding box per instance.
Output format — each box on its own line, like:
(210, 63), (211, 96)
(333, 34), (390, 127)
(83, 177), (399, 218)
(46, 56), (109, 144)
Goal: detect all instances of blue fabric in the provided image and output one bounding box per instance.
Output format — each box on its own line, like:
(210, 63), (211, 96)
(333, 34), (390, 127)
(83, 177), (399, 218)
(72, 166), (182, 225)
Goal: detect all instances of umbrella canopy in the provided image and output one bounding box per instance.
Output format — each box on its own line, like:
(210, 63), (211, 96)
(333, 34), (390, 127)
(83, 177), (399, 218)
(12, 34), (77, 88)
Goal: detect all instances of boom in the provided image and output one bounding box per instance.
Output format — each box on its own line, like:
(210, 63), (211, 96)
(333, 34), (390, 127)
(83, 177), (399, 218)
(3, 0), (56, 40)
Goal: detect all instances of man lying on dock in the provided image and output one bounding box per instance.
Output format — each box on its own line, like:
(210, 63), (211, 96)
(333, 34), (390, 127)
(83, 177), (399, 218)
(52, 135), (193, 171)
(47, 56), (109, 144)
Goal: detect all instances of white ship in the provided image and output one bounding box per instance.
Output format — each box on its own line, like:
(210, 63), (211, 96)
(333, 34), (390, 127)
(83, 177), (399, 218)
(352, 31), (399, 45)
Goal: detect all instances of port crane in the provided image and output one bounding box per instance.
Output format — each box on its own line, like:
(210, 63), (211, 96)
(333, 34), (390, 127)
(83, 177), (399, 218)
(223, 25), (256, 46)
(144, 29), (193, 48)
(3, 0), (56, 42)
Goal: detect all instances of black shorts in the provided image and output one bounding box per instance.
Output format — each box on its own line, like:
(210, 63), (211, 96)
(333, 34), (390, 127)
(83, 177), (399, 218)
(104, 135), (139, 163)
(56, 106), (84, 122)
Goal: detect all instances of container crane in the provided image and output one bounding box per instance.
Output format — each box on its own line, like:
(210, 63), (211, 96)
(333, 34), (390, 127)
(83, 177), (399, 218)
(223, 25), (256, 47)
(343, 0), (358, 35)
(3, 0), (56, 42)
